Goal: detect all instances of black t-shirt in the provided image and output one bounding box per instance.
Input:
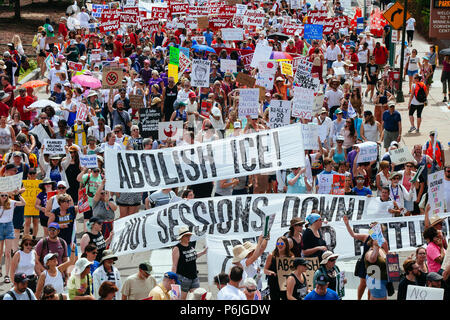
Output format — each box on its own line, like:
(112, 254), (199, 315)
(302, 228), (327, 261)
(86, 231), (106, 262)
(175, 243), (198, 279)
(397, 277), (417, 300)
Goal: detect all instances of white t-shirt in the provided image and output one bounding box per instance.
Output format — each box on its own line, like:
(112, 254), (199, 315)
(217, 284), (246, 300)
(357, 48), (369, 64)
(406, 18), (416, 31)
(2, 288), (37, 300)
(47, 68), (67, 92)
(325, 46), (341, 61)
(0, 200), (17, 223)
(325, 89), (344, 107)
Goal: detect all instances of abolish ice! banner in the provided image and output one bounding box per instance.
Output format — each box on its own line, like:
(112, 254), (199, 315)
(104, 123), (305, 192)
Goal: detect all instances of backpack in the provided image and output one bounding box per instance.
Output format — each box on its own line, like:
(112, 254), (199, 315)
(1, 288), (33, 300)
(40, 237), (67, 265)
(414, 82), (427, 103)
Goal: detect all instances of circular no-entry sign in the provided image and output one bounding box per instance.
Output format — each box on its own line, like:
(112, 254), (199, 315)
(105, 70), (119, 87)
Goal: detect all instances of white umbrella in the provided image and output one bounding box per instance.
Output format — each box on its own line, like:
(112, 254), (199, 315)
(29, 99), (61, 109)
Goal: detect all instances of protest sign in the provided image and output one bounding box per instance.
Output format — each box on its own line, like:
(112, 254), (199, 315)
(283, 23), (304, 36)
(102, 67), (123, 89)
(168, 63), (179, 84)
(139, 108), (160, 140)
(389, 146), (415, 165)
(305, 257), (320, 291)
(189, 6), (209, 17)
(255, 73), (274, 91)
(169, 46), (180, 66)
(80, 155), (99, 168)
(129, 94), (145, 109)
(428, 170), (445, 214)
(301, 123), (319, 150)
(356, 141), (378, 163)
(30, 124), (50, 144)
(386, 253), (401, 282)
(369, 223), (385, 246)
(68, 61), (83, 72)
(78, 188), (90, 213)
(406, 285), (444, 300)
(120, 11), (138, 24)
(197, 16), (209, 29)
(170, 2), (188, 15)
(141, 19), (159, 33)
(43, 139), (66, 155)
(100, 10), (120, 33)
(331, 174), (346, 195)
(263, 214), (276, 238)
(191, 59), (211, 88)
(243, 9), (265, 27)
(105, 123), (305, 192)
(304, 24), (323, 40)
(220, 59), (237, 74)
(292, 87), (314, 119)
(158, 121), (184, 142)
(318, 174), (333, 194)
(250, 43), (272, 68)
(236, 73), (256, 87)
(152, 6), (170, 19)
(0, 174), (23, 193)
(410, 164), (425, 184)
(221, 28), (244, 41)
(208, 17), (233, 30)
(277, 257), (295, 291)
(76, 103), (89, 122)
(238, 88), (260, 119)
(21, 180), (42, 216)
(313, 94), (324, 115)
(296, 74), (320, 91)
(336, 271), (346, 297)
(269, 100), (291, 128)
(281, 62), (293, 76)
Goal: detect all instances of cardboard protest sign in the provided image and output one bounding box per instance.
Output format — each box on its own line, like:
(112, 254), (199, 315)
(139, 108), (160, 140)
(386, 253), (401, 282)
(269, 100), (291, 128)
(105, 123), (305, 193)
(220, 59), (237, 74)
(21, 180), (42, 216)
(389, 146), (415, 165)
(250, 43), (272, 68)
(236, 72), (256, 87)
(301, 123), (319, 150)
(0, 174), (24, 193)
(158, 121), (184, 142)
(43, 139), (66, 155)
(277, 257), (295, 291)
(305, 257), (320, 291)
(304, 24), (323, 40)
(281, 62), (293, 76)
(129, 94), (145, 109)
(102, 67), (123, 89)
(197, 16), (209, 29)
(238, 88), (260, 119)
(406, 285), (444, 300)
(80, 155), (99, 168)
(292, 87), (314, 119)
(331, 174), (346, 195)
(221, 28), (244, 41)
(100, 10), (120, 33)
(356, 141), (378, 163)
(169, 46), (180, 66)
(191, 59), (211, 88)
(76, 103), (89, 122)
(428, 170), (445, 214)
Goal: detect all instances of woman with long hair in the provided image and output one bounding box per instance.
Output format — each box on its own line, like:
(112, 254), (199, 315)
(65, 146), (81, 204)
(263, 236), (294, 300)
(9, 235), (38, 292)
(405, 48), (421, 94)
(39, 144), (72, 185)
(350, 87), (363, 116)
(0, 191), (26, 284)
(0, 115), (15, 157)
(35, 178), (56, 238)
(340, 118), (357, 154)
(373, 82), (393, 123)
(414, 247), (428, 286)
(360, 110), (382, 143)
(376, 160), (391, 192)
(40, 284), (68, 300)
(364, 235), (389, 300)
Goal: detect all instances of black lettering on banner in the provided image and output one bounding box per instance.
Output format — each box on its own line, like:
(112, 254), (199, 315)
(167, 205), (180, 242)
(408, 221), (417, 247)
(158, 152), (179, 185)
(239, 137), (256, 171)
(320, 196), (338, 221)
(111, 223), (130, 253)
(197, 144), (217, 178)
(419, 220), (425, 245)
(356, 199), (365, 220)
(126, 153), (145, 188)
(442, 218), (449, 238)
(230, 139), (240, 174)
(141, 154), (161, 187)
(272, 130), (282, 166)
(335, 197), (357, 221)
(172, 150), (185, 183)
(388, 222), (407, 249)
(178, 203), (196, 231)
(257, 133), (272, 169)
(141, 213), (153, 248)
(282, 196), (300, 228)
(129, 217), (141, 250)
(117, 154), (132, 189)
(320, 226), (336, 251)
(352, 224), (371, 256)
(217, 199), (233, 234)
(221, 240), (234, 272)
(208, 200), (217, 234)
(181, 148), (200, 181)
(192, 202), (210, 237)
(381, 223), (389, 250)
(123, 221), (133, 252)
(251, 196), (267, 231)
(234, 197), (251, 232)
(157, 209), (169, 243)
(300, 196), (319, 219)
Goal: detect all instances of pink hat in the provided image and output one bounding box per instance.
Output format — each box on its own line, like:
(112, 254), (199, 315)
(58, 54), (65, 59)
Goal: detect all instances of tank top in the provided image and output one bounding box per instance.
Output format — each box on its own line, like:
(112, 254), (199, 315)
(332, 148), (345, 163)
(377, 171), (390, 189)
(164, 85), (178, 110)
(288, 272), (308, 300)
(154, 33), (164, 47)
(365, 251), (388, 281)
(175, 243), (198, 279)
(44, 269), (65, 294)
(407, 56), (419, 71)
(363, 122), (379, 142)
(16, 250), (36, 276)
(288, 235), (302, 257)
(0, 126), (12, 149)
(86, 232), (107, 262)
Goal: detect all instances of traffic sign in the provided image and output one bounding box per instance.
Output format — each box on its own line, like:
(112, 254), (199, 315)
(383, 2), (411, 30)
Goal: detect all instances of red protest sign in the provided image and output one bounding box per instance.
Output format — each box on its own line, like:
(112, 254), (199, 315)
(188, 6), (209, 17)
(208, 16), (233, 30)
(308, 16), (349, 35)
(308, 10), (328, 19)
(76, 103), (89, 122)
(152, 7), (170, 19)
(122, 6), (139, 15)
(100, 10), (120, 33)
(170, 3), (188, 15)
(141, 19), (159, 33)
(139, 10), (148, 19)
(120, 12), (138, 24)
(283, 23), (304, 36)
(78, 188), (91, 213)
(68, 61), (83, 72)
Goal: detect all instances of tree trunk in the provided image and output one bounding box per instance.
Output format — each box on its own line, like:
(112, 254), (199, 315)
(14, 0), (20, 20)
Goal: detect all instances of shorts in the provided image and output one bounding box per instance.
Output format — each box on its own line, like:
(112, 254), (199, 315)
(40, 215), (49, 228)
(0, 222), (15, 240)
(83, 209), (93, 220)
(383, 130), (398, 149)
(24, 214), (39, 219)
(13, 205), (25, 230)
(366, 275), (387, 299)
(409, 104), (425, 118)
(178, 274), (200, 293)
(407, 70), (418, 77)
(327, 60), (335, 69)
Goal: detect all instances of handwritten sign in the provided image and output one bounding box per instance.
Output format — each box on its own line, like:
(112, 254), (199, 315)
(236, 73), (256, 87)
(305, 257), (320, 291)
(140, 108), (160, 140)
(301, 123), (319, 150)
(129, 94), (145, 109)
(43, 139), (66, 155)
(238, 88), (260, 119)
(0, 173), (23, 193)
(389, 146), (415, 165)
(269, 100), (291, 128)
(356, 141), (378, 163)
(304, 24), (323, 40)
(191, 59), (210, 88)
(220, 59), (237, 74)
(292, 87), (314, 119)
(276, 257), (295, 291)
(386, 253), (401, 282)
(406, 285), (444, 300)
(80, 155), (99, 168)
(428, 170), (445, 215)
(281, 62), (293, 76)
(76, 103), (89, 122)
(318, 173), (333, 194)
(22, 180), (42, 216)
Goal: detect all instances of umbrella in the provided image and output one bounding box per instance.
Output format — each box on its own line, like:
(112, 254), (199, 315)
(270, 51), (293, 61)
(29, 99), (60, 109)
(20, 80), (48, 89)
(267, 33), (290, 41)
(439, 48), (450, 56)
(71, 74), (102, 89)
(192, 44), (216, 53)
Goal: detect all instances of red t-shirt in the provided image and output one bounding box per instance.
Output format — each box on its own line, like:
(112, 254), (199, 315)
(113, 40), (123, 57)
(0, 101), (9, 118)
(373, 46), (388, 65)
(3, 84), (14, 107)
(13, 96), (34, 121)
(58, 23), (68, 39)
(285, 46), (297, 54)
(295, 39), (304, 54)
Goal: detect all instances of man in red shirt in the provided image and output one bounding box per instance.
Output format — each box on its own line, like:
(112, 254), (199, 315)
(13, 88), (35, 125)
(58, 17), (68, 40)
(294, 34), (304, 54)
(373, 42), (388, 67)
(113, 35), (124, 58)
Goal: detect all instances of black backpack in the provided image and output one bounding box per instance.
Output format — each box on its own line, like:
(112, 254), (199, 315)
(1, 288), (33, 300)
(415, 83), (427, 103)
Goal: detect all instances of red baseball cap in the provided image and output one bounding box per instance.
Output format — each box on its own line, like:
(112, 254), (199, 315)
(188, 92), (197, 98)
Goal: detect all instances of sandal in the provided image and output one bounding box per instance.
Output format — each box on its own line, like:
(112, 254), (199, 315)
(4, 276), (10, 283)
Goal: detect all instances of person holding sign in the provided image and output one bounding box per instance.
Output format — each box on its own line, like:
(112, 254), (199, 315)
(388, 172), (417, 216)
(286, 258), (309, 300)
(397, 259), (421, 300)
(364, 236), (389, 300)
(39, 144), (72, 186)
(35, 178), (56, 238)
(287, 167), (312, 194)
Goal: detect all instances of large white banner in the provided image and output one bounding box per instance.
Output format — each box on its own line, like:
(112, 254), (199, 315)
(105, 124), (305, 192)
(0, 173), (23, 192)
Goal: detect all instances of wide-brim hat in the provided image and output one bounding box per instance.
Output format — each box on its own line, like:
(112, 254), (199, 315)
(177, 226), (193, 241)
(290, 217), (306, 228)
(187, 288), (213, 300)
(73, 258), (93, 275)
(39, 177), (56, 189)
(320, 251), (339, 264)
(87, 91), (98, 98)
(49, 155), (63, 160)
(389, 171), (402, 180)
(232, 245), (251, 263)
(20, 235), (37, 248)
(429, 215), (445, 227)
(100, 250), (118, 264)
(243, 241), (257, 252)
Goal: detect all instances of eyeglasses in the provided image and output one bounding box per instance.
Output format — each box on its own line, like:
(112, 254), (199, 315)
(329, 258), (337, 262)
(276, 242), (285, 246)
(23, 242), (33, 246)
(57, 186), (66, 189)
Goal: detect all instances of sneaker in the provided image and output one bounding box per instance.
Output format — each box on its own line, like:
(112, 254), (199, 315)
(408, 126), (416, 133)
(415, 128), (420, 133)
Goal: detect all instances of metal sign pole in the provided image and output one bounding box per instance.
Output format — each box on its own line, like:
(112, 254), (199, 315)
(396, 0), (407, 103)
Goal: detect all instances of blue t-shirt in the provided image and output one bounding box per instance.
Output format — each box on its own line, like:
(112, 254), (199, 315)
(203, 31), (213, 46)
(382, 110), (401, 132)
(286, 172), (307, 194)
(352, 186), (372, 196)
(304, 288), (340, 300)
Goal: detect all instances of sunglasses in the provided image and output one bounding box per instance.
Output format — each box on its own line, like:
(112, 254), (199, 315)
(276, 242), (285, 246)
(329, 258), (337, 262)
(57, 186), (66, 189)
(114, 130), (120, 133)
(23, 242), (33, 246)
(0, 194), (8, 198)
(246, 288), (257, 292)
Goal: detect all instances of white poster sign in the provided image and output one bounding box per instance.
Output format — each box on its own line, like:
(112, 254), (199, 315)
(269, 100), (291, 128)
(29, 124), (51, 144)
(238, 88), (260, 119)
(158, 121), (184, 142)
(406, 285), (444, 300)
(292, 87), (315, 119)
(220, 59), (237, 74)
(356, 141), (378, 163)
(250, 43), (273, 68)
(428, 170), (446, 215)
(389, 146), (415, 165)
(80, 155), (99, 168)
(0, 173), (23, 192)
(191, 59), (211, 88)
(301, 123), (319, 150)
(43, 139), (66, 155)
(221, 28), (244, 41)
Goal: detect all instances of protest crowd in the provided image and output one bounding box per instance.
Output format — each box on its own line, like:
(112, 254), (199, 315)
(0, 0), (449, 301)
